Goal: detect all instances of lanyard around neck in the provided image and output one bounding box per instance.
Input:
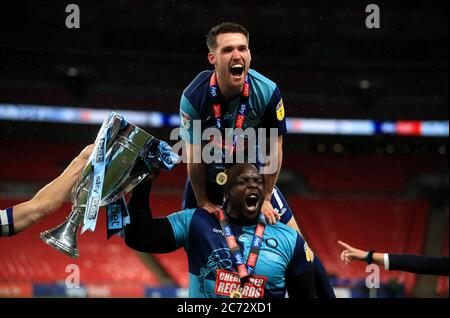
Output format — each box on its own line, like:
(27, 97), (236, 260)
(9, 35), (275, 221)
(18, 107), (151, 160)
(218, 208), (267, 284)
(209, 71), (250, 157)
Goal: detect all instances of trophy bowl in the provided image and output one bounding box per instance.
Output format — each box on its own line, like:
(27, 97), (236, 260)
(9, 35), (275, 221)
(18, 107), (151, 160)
(40, 113), (162, 258)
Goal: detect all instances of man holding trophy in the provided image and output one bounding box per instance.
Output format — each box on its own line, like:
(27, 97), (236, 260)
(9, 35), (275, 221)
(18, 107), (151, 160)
(125, 163), (317, 298)
(38, 112), (179, 258)
(23, 111), (315, 298)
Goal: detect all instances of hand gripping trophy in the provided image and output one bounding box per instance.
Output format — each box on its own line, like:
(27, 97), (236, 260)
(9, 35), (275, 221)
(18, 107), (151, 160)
(40, 112), (179, 258)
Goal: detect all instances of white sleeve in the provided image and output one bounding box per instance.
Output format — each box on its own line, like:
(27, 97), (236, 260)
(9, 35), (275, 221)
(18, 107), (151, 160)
(384, 253), (390, 270)
(1, 207), (14, 237)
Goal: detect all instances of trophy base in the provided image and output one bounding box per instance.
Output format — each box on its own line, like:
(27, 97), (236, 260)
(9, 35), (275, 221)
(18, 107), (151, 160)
(40, 231), (80, 259)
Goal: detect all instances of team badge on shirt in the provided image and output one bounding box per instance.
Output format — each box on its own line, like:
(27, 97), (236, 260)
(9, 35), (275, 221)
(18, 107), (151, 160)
(276, 99), (285, 121)
(215, 269), (267, 298)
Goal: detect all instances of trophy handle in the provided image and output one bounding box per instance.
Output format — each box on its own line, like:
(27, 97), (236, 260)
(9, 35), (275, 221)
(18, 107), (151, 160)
(40, 207), (84, 259)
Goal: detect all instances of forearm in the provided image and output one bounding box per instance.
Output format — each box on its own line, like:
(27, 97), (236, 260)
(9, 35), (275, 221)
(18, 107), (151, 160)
(125, 180), (177, 253)
(387, 254), (449, 275)
(34, 160), (82, 210)
(372, 252), (385, 266)
(12, 153), (87, 233)
(187, 161), (209, 205)
(263, 136), (283, 200)
(263, 173), (278, 200)
(36, 147), (89, 205)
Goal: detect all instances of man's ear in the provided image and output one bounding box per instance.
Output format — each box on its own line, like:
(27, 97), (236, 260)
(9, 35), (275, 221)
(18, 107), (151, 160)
(208, 52), (216, 65)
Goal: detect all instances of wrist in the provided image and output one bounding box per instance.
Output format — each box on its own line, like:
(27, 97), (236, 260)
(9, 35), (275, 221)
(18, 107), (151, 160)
(365, 250), (375, 264)
(134, 179), (152, 194)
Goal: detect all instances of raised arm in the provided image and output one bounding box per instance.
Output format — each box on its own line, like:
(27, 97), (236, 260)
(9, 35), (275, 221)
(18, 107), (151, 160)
(12, 144), (93, 234)
(124, 177), (177, 253)
(261, 135), (283, 224)
(338, 240), (450, 276)
(187, 142), (221, 214)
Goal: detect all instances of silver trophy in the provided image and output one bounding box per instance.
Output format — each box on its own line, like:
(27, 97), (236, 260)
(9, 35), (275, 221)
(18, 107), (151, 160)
(40, 112), (173, 258)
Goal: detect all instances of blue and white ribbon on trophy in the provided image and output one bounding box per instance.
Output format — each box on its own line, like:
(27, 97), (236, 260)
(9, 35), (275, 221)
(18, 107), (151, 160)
(81, 113), (114, 233)
(106, 197), (130, 239)
(81, 111), (180, 237)
(145, 140), (180, 171)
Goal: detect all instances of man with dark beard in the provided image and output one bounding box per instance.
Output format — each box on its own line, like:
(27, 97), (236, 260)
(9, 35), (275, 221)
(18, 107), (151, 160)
(125, 163), (316, 298)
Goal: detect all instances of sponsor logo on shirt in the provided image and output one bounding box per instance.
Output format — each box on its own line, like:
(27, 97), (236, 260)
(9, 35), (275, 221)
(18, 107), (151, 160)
(213, 228), (223, 235)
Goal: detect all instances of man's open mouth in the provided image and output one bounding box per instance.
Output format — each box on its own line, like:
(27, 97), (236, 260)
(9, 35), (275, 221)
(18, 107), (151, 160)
(245, 193), (259, 212)
(230, 63), (244, 77)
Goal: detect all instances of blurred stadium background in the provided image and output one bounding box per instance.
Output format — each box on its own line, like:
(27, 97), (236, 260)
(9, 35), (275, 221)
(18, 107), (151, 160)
(0, 0), (448, 298)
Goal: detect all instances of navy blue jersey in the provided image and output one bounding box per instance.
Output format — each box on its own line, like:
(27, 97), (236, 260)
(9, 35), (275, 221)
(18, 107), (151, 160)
(179, 69), (287, 145)
(179, 69), (287, 182)
(167, 208), (313, 298)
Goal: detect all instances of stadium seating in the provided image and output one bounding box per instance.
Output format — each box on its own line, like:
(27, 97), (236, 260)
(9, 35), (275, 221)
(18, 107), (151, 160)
(0, 142), (79, 183)
(0, 148), (444, 297)
(0, 199), (160, 297)
(0, 0), (447, 299)
(283, 154), (441, 193)
(147, 193), (190, 288)
(153, 164), (187, 190)
(153, 251), (189, 288)
(288, 195), (429, 295)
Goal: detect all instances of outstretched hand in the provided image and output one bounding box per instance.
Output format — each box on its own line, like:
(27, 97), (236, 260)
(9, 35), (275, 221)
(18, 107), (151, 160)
(70, 144), (95, 180)
(261, 200), (281, 225)
(79, 144), (95, 161)
(338, 240), (368, 265)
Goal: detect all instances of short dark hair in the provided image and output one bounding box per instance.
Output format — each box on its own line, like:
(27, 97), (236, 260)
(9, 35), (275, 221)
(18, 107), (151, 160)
(206, 22), (249, 52)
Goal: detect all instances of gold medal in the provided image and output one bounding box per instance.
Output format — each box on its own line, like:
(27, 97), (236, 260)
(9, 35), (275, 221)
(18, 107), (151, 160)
(230, 290), (242, 298)
(216, 171), (228, 186)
